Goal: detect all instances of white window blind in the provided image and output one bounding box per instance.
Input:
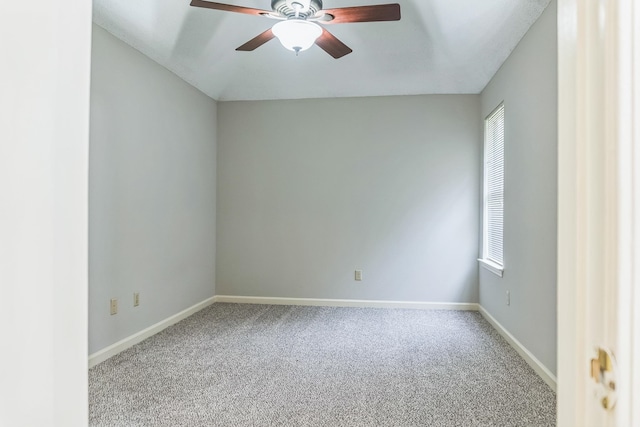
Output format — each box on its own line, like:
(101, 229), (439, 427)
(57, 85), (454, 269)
(484, 103), (504, 267)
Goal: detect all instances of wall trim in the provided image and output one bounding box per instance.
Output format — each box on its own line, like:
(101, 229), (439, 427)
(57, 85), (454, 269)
(214, 295), (480, 311)
(478, 305), (557, 391)
(88, 296), (216, 368)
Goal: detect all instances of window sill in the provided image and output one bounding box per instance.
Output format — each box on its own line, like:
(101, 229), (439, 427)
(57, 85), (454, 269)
(478, 259), (504, 277)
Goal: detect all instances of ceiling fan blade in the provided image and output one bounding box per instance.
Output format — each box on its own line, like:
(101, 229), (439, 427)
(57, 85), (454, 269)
(190, 0), (271, 16)
(236, 28), (275, 51)
(315, 28), (352, 59)
(321, 3), (401, 24)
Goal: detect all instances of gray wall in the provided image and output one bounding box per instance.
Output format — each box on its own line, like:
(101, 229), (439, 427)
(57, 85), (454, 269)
(89, 25), (217, 353)
(217, 95), (481, 302)
(479, 1), (557, 374)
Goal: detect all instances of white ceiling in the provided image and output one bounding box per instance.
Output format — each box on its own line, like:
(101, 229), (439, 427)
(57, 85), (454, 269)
(93, 0), (551, 101)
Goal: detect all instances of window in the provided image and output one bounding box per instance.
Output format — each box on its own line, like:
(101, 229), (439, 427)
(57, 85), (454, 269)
(480, 103), (504, 277)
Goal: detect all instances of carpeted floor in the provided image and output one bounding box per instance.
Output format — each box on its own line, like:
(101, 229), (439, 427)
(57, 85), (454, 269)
(89, 303), (556, 426)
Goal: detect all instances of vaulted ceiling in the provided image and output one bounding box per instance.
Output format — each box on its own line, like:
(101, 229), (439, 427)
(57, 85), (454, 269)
(93, 0), (551, 101)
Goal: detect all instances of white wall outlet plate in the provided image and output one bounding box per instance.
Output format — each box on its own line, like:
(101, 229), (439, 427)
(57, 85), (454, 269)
(355, 270), (363, 281)
(133, 292), (140, 307)
(110, 298), (118, 315)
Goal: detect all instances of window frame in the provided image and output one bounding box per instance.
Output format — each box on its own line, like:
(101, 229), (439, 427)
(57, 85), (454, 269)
(479, 102), (505, 277)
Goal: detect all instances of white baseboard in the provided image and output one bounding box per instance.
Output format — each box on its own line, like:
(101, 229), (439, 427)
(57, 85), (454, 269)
(88, 296), (216, 368)
(214, 295), (480, 311)
(478, 305), (557, 391)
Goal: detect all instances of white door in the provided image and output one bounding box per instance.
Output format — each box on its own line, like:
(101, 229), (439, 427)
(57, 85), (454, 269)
(557, 0), (639, 426)
(0, 1), (91, 425)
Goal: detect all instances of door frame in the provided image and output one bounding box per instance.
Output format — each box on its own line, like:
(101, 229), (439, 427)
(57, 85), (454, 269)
(557, 0), (639, 425)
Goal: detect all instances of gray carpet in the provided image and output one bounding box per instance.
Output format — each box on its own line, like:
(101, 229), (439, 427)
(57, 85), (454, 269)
(89, 303), (556, 426)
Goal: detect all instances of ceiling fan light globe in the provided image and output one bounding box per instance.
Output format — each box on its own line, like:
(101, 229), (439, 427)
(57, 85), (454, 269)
(272, 20), (322, 53)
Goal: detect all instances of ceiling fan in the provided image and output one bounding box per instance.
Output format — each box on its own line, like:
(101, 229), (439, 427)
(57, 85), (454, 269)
(189, 0), (401, 59)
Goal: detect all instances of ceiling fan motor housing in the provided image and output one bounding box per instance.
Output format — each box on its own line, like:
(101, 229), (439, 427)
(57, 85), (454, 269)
(271, 0), (323, 18)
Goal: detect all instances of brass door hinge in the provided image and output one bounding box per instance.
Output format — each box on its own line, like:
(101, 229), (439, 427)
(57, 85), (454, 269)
(590, 347), (618, 410)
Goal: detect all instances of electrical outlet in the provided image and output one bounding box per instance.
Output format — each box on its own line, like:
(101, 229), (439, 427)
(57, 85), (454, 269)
(355, 270), (363, 281)
(133, 292), (140, 307)
(506, 290), (510, 306)
(110, 298), (118, 315)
